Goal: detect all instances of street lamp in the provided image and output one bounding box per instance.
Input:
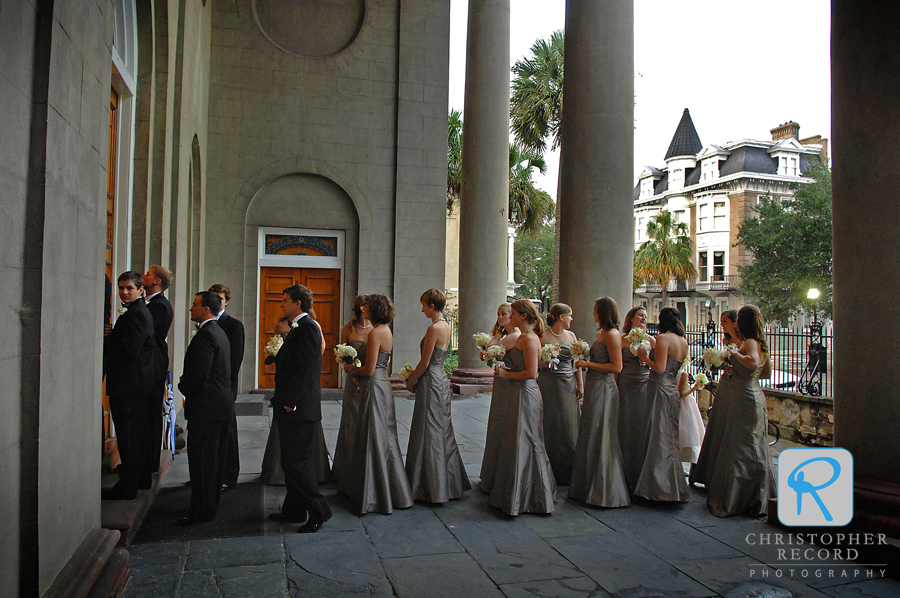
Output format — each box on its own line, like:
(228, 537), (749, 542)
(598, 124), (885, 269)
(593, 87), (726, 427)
(799, 287), (825, 396)
(704, 298), (716, 346)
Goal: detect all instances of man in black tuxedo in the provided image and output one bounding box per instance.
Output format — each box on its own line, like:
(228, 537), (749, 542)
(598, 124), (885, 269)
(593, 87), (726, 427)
(176, 291), (234, 525)
(103, 271), (157, 500)
(143, 265), (174, 475)
(209, 283), (244, 491)
(269, 284), (332, 532)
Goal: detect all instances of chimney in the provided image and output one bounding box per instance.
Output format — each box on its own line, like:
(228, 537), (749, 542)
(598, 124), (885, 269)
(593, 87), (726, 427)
(770, 121), (800, 141)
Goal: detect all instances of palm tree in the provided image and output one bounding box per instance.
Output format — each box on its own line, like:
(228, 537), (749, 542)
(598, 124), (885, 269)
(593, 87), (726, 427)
(510, 30), (564, 298)
(508, 142), (554, 236)
(633, 211), (697, 306)
(447, 108), (463, 215)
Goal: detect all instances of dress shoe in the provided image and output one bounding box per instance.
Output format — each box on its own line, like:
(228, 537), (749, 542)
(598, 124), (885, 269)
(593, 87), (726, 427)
(268, 511), (307, 523)
(297, 512), (332, 534)
(175, 515), (214, 526)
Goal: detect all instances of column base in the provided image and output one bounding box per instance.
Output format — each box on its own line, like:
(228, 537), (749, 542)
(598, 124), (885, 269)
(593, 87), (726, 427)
(450, 367), (495, 395)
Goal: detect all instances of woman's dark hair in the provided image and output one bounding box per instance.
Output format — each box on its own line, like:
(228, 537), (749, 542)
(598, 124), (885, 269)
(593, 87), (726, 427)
(736, 304), (769, 354)
(366, 293), (395, 325)
(622, 306), (647, 333)
(420, 288), (446, 311)
(658, 306), (685, 336)
(351, 294), (367, 326)
(511, 299), (545, 338)
(545, 303), (571, 328)
(722, 309), (738, 344)
(594, 297), (620, 331)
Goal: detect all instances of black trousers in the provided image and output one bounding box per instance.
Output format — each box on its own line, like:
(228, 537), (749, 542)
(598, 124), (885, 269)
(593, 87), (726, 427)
(222, 414), (240, 487)
(110, 396), (151, 496)
(187, 419), (229, 519)
(276, 415), (331, 522)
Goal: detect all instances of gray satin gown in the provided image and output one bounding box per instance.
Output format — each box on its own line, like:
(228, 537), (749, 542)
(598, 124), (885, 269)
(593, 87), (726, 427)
(261, 419), (332, 485)
(339, 349), (413, 515)
(332, 339), (367, 482)
(689, 363), (736, 487)
(634, 352), (689, 502)
(405, 340), (471, 502)
(568, 341), (631, 508)
(488, 347), (557, 516)
(617, 345), (652, 492)
(537, 343), (579, 485)
(479, 349), (514, 493)
(706, 358), (776, 517)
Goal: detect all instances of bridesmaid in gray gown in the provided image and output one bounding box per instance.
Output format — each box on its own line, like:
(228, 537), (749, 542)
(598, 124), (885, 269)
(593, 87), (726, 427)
(689, 309), (738, 487)
(491, 300), (557, 516)
(404, 289), (471, 502)
(570, 297), (630, 508)
(339, 294), (413, 515)
(634, 307), (690, 502)
(706, 305), (776, 517)
(331, 295), (370, 483)
(617, 306), (655, 492)
(538, 303), (584, 486)
(479, 303), (520, 493)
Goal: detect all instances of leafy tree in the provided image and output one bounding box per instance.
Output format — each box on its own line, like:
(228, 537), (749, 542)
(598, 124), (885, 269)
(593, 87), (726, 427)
(447, 108), (463, 215)
(736, 160), (832, 325)
(508, 142), (554, 235)
(514, 223), (555, 301)
(510, 30), (564, 297)
(633, 210), (696, 305)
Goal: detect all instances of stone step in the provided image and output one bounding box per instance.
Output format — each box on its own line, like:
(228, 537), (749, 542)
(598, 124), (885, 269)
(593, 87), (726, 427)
(101, 450), (172, 547)
(85, 547), (130, 598)
(43, 527), (122, 598)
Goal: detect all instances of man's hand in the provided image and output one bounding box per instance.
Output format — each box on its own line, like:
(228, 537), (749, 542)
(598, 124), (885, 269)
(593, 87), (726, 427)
(283, 405), (297, 412)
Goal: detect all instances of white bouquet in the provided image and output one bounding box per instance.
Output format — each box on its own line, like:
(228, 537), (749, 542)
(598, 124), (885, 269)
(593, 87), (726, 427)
(264, 335), (284, 356)
(473, 332), (492, 349)
(398, 363), (414, 383)
(483, 344), (506, 367)
(541, 343), (561, 370)
(694, 372), (709, 388)
(703, 344), (737, 368)
(570, 339), (590, 362)
(625, 327), (652, 356)
(334, 343), (361, 367)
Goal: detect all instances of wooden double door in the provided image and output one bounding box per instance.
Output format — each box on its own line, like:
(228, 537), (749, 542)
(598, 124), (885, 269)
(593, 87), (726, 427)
(258, 267), (341, 388)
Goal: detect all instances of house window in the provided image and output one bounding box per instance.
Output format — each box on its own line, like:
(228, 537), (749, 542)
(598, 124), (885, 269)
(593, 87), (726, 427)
(713, 201), (726, 228)
(713, 251), (725, 280)
(791, 156), (798, 176)
(637, 217), (645, 241)
(673, 210), (685, 225)
(699, 251), (708, 282)
(698, 204), (708, 231)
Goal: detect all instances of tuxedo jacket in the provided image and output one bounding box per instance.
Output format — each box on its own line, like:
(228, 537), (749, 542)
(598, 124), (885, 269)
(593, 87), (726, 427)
(104, 297), (157, 400)
(146, 293), (174, 379)
(217, 312), (245, 397)
(178, 320), (235, 422)
(272, 314), (322, 421)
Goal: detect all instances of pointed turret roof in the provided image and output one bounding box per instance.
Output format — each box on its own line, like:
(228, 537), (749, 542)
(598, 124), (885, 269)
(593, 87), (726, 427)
(664, 108), (703, 160)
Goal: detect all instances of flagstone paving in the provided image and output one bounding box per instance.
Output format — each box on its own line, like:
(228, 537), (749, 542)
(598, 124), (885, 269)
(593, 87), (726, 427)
(123, 393), (898, 598)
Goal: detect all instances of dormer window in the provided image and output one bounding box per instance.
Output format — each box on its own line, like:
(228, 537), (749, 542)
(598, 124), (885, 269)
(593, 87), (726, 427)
(641, 177), (654, 198)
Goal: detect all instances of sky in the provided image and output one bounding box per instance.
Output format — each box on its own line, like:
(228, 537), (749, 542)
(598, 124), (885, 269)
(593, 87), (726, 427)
(448, 0), (832, 194)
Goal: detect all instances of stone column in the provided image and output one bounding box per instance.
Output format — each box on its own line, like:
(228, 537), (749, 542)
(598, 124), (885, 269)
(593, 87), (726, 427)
(457, 0), (510, 369)
(557, 0), (634, 340)
(507, 225), (516, 285)
(832, 2), (900, 488)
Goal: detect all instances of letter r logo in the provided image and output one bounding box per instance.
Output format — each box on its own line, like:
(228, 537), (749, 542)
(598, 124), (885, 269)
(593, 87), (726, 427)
(777, 448), (853, 527)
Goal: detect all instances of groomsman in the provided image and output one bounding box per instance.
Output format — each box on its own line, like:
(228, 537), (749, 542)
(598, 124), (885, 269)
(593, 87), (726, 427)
(209, 283), (244, 491)
(269, 284), (332, 532)
(103, 271), (156, 500)
(142, 265), (174, 475)
(177, 291), (234, 525)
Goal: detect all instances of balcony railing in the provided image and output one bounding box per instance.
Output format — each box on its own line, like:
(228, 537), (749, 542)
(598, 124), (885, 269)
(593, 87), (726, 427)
(636, 275), (739, 294)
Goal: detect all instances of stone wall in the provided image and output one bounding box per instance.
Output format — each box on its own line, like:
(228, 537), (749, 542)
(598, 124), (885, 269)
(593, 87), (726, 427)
(765, 388), (834, 446)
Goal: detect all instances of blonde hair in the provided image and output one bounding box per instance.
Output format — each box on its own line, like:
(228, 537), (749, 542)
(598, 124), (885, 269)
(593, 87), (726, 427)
(511, 299), (545, 338)
(491, 302), (512, 337)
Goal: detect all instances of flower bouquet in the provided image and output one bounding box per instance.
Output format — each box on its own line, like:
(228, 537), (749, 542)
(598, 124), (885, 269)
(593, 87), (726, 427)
(702, 344), (737, 368)
(541, 342), (561, 370)
(571, 339), (590, 363)
(334, 343), (361, 367)
(398, 363), (414, 383)
(694, 372), (709, 388)
(264, 335), (284, 356)
(625, 327), (652, 356)
(473, 332), (492, 350)
(483, 344), (506, 368)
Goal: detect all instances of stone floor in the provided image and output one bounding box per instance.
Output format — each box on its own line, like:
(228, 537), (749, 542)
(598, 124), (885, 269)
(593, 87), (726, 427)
(123, 393), (899, 598)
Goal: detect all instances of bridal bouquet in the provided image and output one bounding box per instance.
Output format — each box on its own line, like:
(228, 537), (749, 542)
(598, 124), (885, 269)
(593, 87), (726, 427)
(694, 372), (710, 388)
(541, 342), (562, 370)
(571, 339), (590, 362)
(398, 363), (414, 383)
(264, 335), (284, 356)
(483, 344), (506, 368)
(334, 343), (361, 367)
(473, 332), (492, 350)
(625, 327), (652, 356)
(702, 344), (737, 368)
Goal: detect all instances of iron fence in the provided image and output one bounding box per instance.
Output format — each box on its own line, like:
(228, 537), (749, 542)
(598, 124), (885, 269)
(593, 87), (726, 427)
(446, 311), (459, 354)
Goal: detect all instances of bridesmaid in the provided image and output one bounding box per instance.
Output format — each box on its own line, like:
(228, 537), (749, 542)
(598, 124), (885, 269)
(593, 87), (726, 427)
(706, 305), (775, 517)
(478, 303), (520, 493)
(404, 289), (471, 503)
(538, 304), (583, 486)
(339, 294), (413, 514)
(690, 309), (738, 487)
(490, 300), (557, 516)
(331, 295), (370, 483)
(569, 297), (630, 508)
(634, 307), (690, 502)
(617, 306), (656, 492)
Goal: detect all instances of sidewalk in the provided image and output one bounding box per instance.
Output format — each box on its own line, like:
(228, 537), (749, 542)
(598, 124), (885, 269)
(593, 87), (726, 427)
(123, 392), (898, 598)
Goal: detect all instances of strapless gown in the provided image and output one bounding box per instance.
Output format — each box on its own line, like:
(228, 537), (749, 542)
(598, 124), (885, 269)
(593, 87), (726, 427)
(479, 349), (513, 493)
(617, 346), (651, 492)
(405, 340), (471, 502)
(537, 343), (579, 485)
(332, 339), (367, 482)
(690, 362), (737, 486)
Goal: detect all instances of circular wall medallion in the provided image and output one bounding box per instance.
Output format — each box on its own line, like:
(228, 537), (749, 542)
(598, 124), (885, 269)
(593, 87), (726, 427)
(252, 0), (365, 58)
